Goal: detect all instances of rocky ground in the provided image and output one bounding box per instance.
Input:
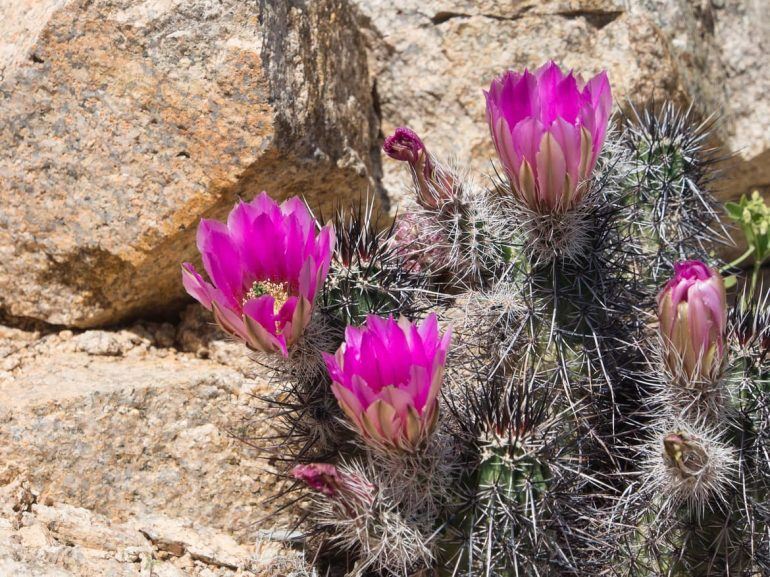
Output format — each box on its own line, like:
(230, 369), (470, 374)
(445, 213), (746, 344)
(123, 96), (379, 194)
(0, 483), (301, 576)
(0, 309), (309, 575)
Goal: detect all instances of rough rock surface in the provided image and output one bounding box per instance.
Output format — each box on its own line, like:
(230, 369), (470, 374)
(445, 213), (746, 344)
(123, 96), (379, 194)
(0, 307), (324, 573)
(631, 0), (770, 202)
(0, 0), (379, 328)
(2, 0), (767, 329)
(351, 0), (770, 213)
(0, 315), (302, 547)
(0, 471), (306, 576)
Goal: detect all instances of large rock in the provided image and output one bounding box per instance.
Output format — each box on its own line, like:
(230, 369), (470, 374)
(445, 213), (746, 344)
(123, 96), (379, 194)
(3, 0), (766, 327)
(352, 0), (769, 214)
(630, 0), (770, 202)
(0, 0), (379, 328)
(0, 322), (296, 543)
(0, 473), (300, 576)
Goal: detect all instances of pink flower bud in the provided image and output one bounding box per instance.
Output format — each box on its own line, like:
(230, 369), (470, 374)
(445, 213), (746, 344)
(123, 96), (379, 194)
(383, 127), (455, 210)
(383, 126), (424, 165)
(485, 61), (612, 213)
(182, 192), (335, 357)
(292, 463), (375, 513)
(658, 261), (727, 382)
(324, 314), (451, 452)
(292, 463), (341, 497)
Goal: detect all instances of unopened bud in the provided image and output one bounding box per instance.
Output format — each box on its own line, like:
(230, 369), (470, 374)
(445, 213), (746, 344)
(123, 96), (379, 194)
(383, 127), (455, 210)
(657, 261), (726, 383)
(292, 463), (375, 514)
(663, 432), (708, 479)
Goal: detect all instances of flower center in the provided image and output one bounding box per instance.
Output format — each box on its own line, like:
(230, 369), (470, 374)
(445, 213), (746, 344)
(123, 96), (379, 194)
(244, 280), (289, 314)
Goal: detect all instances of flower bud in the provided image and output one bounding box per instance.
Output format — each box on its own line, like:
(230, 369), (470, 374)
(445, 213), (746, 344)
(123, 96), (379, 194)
(292, 463), (375, 513)
(383, 127), (455, 210)
(291, 463), (340, 497)
(657, 260), (726, 382)
(654, 425), (735, 513)
(663, 432), (709, 480)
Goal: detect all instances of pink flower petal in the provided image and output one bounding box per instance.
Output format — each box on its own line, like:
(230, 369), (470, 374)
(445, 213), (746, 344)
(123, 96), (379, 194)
(549, 117), (581, 183)
(198, 219), (244, 308)
(511, 117), (545, 169)
(331, 381), (365, 424)
(243, 296), (279, 335)
(285, 295), (310, 347)
(182, 263), (215, 309)
(535, 132), (567, 210)
(211, 300), (250, 343)
(494, 69), (537, 132)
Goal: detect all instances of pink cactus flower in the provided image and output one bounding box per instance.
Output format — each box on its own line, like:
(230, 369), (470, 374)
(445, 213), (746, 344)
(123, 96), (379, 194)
(324, 314), (451, 451)
(658, 260), (727, 382)
(383, 127), (455, 210)
(182, 192), (334, 357)
(485, 61), (612, 213)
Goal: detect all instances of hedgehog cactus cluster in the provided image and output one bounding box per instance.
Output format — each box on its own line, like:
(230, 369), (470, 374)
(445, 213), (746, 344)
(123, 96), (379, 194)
(182, 61), (769, 576)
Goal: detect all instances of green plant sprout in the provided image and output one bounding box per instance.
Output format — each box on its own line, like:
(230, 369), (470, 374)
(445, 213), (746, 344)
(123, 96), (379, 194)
(724, 190), (770, 298)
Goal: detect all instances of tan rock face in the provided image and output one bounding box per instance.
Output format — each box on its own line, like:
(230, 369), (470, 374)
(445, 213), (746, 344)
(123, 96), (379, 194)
(631, 0), (769, 170)
(0, 319), (312, 573)
(0, 322), (293, 542)
(0, 472), (304, 576)
(0, 0), (379, 328)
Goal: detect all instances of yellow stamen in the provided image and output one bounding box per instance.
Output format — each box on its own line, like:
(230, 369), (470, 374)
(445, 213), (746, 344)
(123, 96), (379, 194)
(243, 280), (290, 315)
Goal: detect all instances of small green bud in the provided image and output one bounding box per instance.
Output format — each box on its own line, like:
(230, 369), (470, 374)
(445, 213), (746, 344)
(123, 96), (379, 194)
(742, 207), (752, 224)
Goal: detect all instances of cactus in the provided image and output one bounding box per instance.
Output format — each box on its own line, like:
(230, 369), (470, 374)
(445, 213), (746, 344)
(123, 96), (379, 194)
(181, 61), (769, 576)
(383, 128), (510, 289)
(322, 197), (429, 327)
(622, 102), (727, 273)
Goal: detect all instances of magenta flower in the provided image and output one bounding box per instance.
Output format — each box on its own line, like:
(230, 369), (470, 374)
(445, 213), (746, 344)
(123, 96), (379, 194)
(485, 61), (612, 213)
(182, 192), (334, 356)
(658, 261), (726, 382)
(324, 314), (451, 451)
(383, 127), (455, 210)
